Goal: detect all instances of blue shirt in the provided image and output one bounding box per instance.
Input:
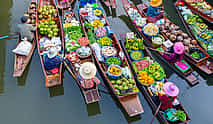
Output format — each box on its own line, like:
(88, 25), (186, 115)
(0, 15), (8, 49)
(146, 6), (161, 17)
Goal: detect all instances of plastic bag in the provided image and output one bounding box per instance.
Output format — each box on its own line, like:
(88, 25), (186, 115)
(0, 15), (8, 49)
(12, 38), (32, 56)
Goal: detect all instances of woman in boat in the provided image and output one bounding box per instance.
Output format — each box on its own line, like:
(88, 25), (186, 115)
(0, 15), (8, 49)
(159, 82), (179, 111)
(146, 0), (163, 22)
(17, 15), (36, 42)
(160, 42), (185, 63)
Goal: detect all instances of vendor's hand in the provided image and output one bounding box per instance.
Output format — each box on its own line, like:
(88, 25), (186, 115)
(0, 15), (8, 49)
(159, 51), (164, 55)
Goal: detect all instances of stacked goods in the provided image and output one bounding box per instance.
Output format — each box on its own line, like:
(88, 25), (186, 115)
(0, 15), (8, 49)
(185, 0), (213, 18)
(176, 2), (213, 56)
(38, 5), (59, 37)
(123, 32), (187, 122)
(79, 1), (139, 96)
(159, 19), (207, 60)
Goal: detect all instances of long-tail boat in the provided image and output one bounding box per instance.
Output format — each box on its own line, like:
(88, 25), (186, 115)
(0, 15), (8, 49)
(174, 0), (213, 74)
(138, 2), (213, 76)
(120, 32), (190, 124)
(62, 9), (101, 104)
(13, 0), (37, 77)
(78, 0), (143, 116)
(36, 0), (64, 87)
(182, 0), (213, 23)
(121, 0), (201, 86)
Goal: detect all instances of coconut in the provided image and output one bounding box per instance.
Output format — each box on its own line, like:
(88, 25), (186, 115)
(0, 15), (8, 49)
(166, 32), (171, 37)
(191, 40), (197, 45)
(182, 33), (188, 38)
(170, 34), (176, 41)
(177, 35), (184, 41)
(183, 39), (190, 46)
(174, 25), (180, 30)
(165, 22), (170, 27)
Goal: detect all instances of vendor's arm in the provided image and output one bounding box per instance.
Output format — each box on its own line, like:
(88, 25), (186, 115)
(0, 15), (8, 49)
(162, 53), (176, 61)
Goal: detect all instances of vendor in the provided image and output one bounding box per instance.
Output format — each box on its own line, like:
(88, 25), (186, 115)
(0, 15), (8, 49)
(158, 82), (179, 110)
(17, 15), (36, 42)
(43, 44), (64, 74)
(160, 42), (184, 63)
(146, 0), (163, 22)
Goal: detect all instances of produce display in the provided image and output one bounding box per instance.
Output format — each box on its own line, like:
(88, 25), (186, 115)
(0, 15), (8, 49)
(186, 0), (213, 18)
(101, 46), (117, 57)
(142, 23), (159, 36)
(111, 78), (136, 95)
(152, 35), (164, 47)
(97, 36), (112, 46)
(107, 65), (122, 77)
(38, 5), (59, 37)
(38, 5), (57, 20)
(76, 46), (91, 58)
(80, 1), (138, 96)
(176, 2), (213, 54)
(138, 71), (154, 86)
(27, 2), (37, 24)
(130, 50), (144, 61)
(106, 57), (121, 65)
(125, 37), (144, 52)
(124, 33), (166, 85)
(159, 19), (199, 53)
(144, 62), (166, 80)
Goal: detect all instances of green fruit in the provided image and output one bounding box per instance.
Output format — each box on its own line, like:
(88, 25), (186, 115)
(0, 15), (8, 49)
(53, 32), (58, 36)
(53, 28), (59, 32)
(39, 15), (43, 19)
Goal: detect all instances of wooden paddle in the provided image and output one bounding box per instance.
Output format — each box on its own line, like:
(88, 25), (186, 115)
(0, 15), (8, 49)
(0, 33), (19, 40)
(147, 47), (170, 54)
(150, 102), (162, 124)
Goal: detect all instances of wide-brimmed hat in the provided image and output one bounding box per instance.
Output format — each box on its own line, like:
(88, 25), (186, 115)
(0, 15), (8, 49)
(163, 82), (179, 96)
(174, 42), (184, 55)
(150, 0), (162, 7)
(47, 46), (58, 58)
(79, 62), (97, 79)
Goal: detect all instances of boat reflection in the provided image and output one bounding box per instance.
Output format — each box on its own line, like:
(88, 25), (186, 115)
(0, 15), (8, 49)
(86, 102), (101, 116)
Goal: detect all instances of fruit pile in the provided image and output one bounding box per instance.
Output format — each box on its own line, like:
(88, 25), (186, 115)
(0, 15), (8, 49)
(38, 5), (57, 20)
(111, 78), (136, 94)
(144, 62), (166, 80)
(106, 57), (121, 65)
(125, 38), (144, 52)
(97, 36), (112, 46)
(130, 50), (143, 61)
(138, 71), (154, 86)
(38, 18), (59, 37)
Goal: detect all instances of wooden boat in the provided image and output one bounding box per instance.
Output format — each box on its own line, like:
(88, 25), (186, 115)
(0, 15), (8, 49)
(13, 0), (37, 77)
(174, 1), (213, 75)
(120, 32), (190, 124)
(36, 0), (64, 87)
(121, 0), (200, 86)
(62, 9), (101, 104)
(183, 0), (213, 23)
(138, 3), (213, 76)
(57, 0), (75, 11)
(78, 0), (143, 116)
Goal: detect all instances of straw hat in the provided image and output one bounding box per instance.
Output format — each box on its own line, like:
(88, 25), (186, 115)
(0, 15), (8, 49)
(79, 62), (97, 79)
(173, 42), (184, 55)
(163, 82), (179, 96)
(47, 46), (58, 58)
(150, 0), (162, 7)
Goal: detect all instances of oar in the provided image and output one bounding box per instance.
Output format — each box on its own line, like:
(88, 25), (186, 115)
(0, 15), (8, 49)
(150, 102), (162, 124)
(0, 33), (19, 40)
(147, 47), (170, 54)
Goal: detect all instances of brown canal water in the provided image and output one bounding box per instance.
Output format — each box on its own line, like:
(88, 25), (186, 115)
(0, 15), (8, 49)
(0, 0), (213, 124)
